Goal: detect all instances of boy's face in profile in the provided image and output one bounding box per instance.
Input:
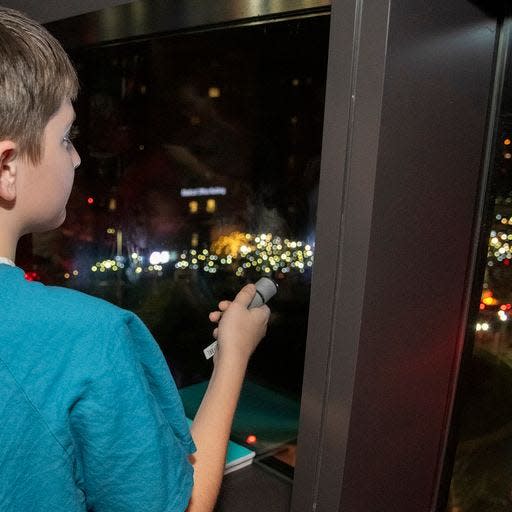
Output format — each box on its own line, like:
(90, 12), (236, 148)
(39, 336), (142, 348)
(17, 99), (81, 234)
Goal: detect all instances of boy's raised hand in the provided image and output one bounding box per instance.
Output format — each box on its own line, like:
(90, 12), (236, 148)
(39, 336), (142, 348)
(208, 284), (270, 364)
(188, 285), (270, 511)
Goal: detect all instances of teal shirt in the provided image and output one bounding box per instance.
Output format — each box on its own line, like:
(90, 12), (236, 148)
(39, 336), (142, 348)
(0, 264), (195, 511)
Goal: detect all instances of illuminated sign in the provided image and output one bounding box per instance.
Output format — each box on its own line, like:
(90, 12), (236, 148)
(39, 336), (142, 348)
(180, 187), (227, 197)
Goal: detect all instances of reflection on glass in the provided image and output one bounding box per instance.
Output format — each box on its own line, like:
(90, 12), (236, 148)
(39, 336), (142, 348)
(447, 29), (512, 512)
(18, 16), (330, 476)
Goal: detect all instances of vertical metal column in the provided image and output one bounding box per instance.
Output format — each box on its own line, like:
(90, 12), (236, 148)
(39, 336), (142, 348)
(293, 1), (499, 510)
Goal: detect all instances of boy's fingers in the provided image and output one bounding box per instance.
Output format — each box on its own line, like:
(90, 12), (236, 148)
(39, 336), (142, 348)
(209, 311), (222, 323)
(212, 327), (218, 339)
(232, 284), (256, 308)
(218, 300), (231, 311)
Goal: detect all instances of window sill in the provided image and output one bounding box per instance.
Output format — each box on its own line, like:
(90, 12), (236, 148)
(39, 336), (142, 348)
(215, 462), (292, 511)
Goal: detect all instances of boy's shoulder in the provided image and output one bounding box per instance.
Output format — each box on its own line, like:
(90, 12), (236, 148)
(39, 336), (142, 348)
(0, 265), (153, 384)
(37, 279), (122, 319)
(1, 265), (131, 334)
(35, 279), (122, 323)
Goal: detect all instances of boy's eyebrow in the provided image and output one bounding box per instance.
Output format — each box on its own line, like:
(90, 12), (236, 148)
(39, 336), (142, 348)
(66, 112), (76, 127)
(64, 115), (76, 132)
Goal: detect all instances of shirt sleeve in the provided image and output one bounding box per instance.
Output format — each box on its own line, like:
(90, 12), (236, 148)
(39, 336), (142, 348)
(69, 312), (195, 512)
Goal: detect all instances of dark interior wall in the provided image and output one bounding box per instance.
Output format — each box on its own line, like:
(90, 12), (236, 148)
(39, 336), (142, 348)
(0, 0), (134, 23)
(293, 0), (498, 510)
(339, 1), (497, 508)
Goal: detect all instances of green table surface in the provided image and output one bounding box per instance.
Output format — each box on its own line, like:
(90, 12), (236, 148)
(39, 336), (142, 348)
(179, 380), (300, 455)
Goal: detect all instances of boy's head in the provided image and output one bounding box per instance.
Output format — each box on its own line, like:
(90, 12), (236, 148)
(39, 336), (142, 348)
(0, 7), (78, 164)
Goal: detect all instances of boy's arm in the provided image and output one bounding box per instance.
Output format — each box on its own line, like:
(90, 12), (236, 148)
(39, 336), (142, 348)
(186, 284), (270, 512)
(186, 354), (247, 511)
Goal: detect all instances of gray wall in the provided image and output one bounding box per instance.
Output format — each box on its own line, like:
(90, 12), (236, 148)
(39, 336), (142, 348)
(293, 0), (498, 510)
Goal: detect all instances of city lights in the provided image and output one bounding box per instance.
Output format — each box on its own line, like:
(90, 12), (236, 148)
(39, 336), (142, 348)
(482, 295), (498, 306)
(180, 187), (227, 197)
(24, 271), (39, 281)
(206, 198), (216, 213)
(212, 231), (253, 257)
(487, 227), (512, 263)
(79, 232), (314, 280)
(176, 232), (315, 275)
(208, 87), (221, 98)
(476, 217), (512, 331)
(91, 259), (125, 273)
(149, 251), (171, 265)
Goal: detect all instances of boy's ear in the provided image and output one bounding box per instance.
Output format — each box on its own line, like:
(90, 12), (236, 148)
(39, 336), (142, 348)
(0, 141), (18, 202)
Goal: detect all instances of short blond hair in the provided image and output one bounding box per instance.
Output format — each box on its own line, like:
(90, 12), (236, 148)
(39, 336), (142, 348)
(0, 7), (78, 164)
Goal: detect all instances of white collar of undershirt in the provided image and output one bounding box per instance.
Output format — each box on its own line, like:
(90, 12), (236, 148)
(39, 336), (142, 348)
(0, 257), (15, 267)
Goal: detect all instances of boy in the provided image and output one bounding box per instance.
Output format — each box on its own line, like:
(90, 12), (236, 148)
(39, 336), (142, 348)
(0, 7), (270, 511)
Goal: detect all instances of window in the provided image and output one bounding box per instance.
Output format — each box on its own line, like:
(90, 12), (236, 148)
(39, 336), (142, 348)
(189, 200), (199, 214)
(446, 20), (512, 512)
(19, 13), (330, 479)
(206, 198), (216, 213)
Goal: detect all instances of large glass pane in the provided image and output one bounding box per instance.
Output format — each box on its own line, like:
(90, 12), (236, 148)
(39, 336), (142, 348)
(18, 15), (330, 477)
(447, 23), (512, 512)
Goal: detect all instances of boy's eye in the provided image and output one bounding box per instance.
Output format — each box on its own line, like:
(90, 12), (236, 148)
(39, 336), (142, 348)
(63, 125), (79, 146)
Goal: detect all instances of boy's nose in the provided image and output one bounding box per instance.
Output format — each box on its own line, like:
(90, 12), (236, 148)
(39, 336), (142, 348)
(72, 146), (81, 169)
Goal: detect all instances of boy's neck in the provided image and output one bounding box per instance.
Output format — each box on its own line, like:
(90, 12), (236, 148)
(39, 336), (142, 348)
(0, 226), (19, 262)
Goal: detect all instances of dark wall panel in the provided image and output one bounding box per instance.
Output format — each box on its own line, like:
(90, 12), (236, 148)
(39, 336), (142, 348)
(340, 1), (497, 510)
(294, 0), (498, 511)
